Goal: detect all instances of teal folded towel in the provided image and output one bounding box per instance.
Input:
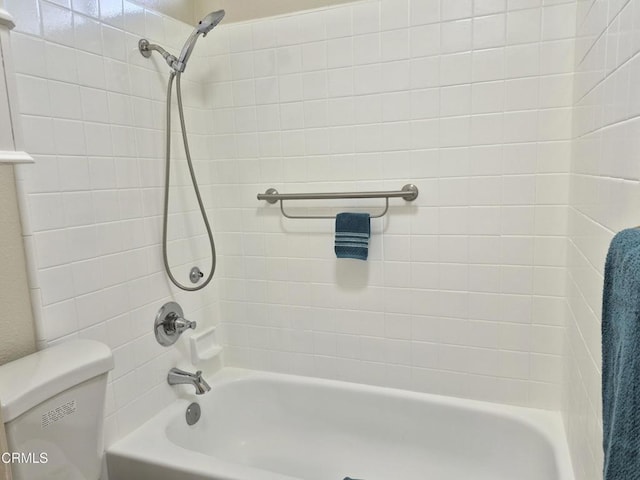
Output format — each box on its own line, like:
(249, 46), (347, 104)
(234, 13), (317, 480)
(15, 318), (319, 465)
(335, 213), (370, 261)
(603, 228), (640, 479)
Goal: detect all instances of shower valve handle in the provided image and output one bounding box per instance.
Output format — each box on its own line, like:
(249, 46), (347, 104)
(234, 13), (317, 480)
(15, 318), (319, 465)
(169, 316), (197, 335)
(154, 302), (196, 346)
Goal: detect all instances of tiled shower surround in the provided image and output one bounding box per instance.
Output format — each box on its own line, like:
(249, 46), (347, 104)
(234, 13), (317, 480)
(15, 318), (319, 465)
(209, 0), (575, 414)
(565, 0), (640, 479)
(8, 0), (635, 478)
(8, 0), (222, 443)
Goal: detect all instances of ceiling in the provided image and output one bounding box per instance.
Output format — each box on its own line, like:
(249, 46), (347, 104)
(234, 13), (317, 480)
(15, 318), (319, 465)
(132, 0), (357, 25)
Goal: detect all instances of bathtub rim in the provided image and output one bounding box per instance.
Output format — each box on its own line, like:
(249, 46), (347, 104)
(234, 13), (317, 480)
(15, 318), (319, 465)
(107, 367), (575, 480)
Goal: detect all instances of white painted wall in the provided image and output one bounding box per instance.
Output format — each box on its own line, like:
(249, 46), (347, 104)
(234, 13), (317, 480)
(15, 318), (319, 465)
(0, 1), (36, 367)
(0, 165), (36, 366)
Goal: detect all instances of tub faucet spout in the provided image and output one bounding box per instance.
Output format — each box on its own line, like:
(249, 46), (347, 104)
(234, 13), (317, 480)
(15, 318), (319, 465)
(167, 368), (211, 395)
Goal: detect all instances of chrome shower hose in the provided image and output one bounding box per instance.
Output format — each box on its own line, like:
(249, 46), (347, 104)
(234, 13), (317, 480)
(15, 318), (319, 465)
(162, 71), (216, 291)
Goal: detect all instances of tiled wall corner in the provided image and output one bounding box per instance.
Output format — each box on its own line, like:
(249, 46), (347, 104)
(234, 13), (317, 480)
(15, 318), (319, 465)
(565, 0), (640, 478)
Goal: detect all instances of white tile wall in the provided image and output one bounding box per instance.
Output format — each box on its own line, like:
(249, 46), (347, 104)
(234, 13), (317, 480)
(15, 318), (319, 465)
(565, 0), (640, 478)
(193, 0), (577, 412)
(11, 1), (626, 476)
(8, 0), (222, 446)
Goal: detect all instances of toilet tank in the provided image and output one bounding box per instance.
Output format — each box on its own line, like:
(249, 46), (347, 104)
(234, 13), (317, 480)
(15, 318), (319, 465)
(0, 340), (114, 480)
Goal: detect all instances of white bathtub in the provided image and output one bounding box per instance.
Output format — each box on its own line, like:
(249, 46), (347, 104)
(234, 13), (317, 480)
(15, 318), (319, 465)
(106, 368), (574, 480)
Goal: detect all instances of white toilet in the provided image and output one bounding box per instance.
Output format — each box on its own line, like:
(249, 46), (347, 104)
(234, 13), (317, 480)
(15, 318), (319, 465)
(0, 339), (114, 480)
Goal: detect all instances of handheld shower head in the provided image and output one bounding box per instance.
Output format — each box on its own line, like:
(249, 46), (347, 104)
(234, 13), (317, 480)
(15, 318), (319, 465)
(177, 10), (225, 71)
(197, 10), (226, 35)
(139, 9), (225, 73)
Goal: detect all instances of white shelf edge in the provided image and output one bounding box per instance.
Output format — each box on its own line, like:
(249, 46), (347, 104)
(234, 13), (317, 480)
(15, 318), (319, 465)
(0, 151), (34, 164)
(0, 9), (15, 30)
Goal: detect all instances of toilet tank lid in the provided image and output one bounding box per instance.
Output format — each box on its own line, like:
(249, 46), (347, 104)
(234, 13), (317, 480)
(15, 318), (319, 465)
(0, 340), (114, 422)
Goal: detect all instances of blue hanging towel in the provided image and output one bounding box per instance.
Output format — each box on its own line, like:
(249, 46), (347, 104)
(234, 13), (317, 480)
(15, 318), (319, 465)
(602, 228), (640, 480)
(334, 213), (370, 261)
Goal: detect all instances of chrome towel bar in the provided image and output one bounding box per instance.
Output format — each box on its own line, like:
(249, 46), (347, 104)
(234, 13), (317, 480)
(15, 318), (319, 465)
(257, 184), (419, 219)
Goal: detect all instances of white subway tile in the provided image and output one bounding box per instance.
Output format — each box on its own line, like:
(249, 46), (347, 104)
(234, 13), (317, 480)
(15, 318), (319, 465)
(538, 107), (573, 140)
(500, 295), (532, 324)
(11, 34), (47, 77)
(353, 1), (381, 35)
(381, 91), (411, 121)
(440, 85), (471, 117)
(6, 0), (41, 35)
(76, 50), (106, 89)
(411, 88), (440, 119)
(16, 75), (51, 117)
(354, 64), (382, 94)
(506, 8), (542, 44)
(471, 81), (505, 113)
(410, 24), (440, 57)
(325, 5), (353, 38)
(471, 113), (504, 145)
(469, 265), (501, 292)
(382, 29), (410, 61)
(473, 14), (506, 50)
(441, 19), (472, 53)
(472, 47), (505, 82)
(381, 60), (411, 91)
(99, 0), (123, 29)
(533, 266), (566, 296)
(441, 0), (473, 20)
(85, 122), (113, 156)
(40, 265), (76, 305)
(302, 42), (328, 72)
(41, 2), (75, 47)
(539, 39), (574, 74)
(42, 299), (79, 340)
(410, 0), (440, 25)
(279, 74), (304, 102)
(354, 33), (381, 65)
(474, 0), (507, 16)
(499, 350), (530, 379)
(255, 77), (280, 104)
(440, 52), (472, 85)
(45, 42), (79, 83)
(80, 86), (109, 123)
(505, 77), (540, 111)
(500, 236), (535, 264)
(542, 3), (577, 40)
(74, 13), (103, 55)
(440, 116), (471, 147)
(505, 43), (540, 78)
(410, 55), (440, 88)
(503, 111), (539, 143)
(530, 324), (563, 354)
(302, 71), (328, 99)
(382, 0), (410, 30)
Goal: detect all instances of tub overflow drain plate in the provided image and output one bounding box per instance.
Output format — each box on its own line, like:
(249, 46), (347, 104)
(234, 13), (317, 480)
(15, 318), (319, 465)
(186, 402), (201, 426)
